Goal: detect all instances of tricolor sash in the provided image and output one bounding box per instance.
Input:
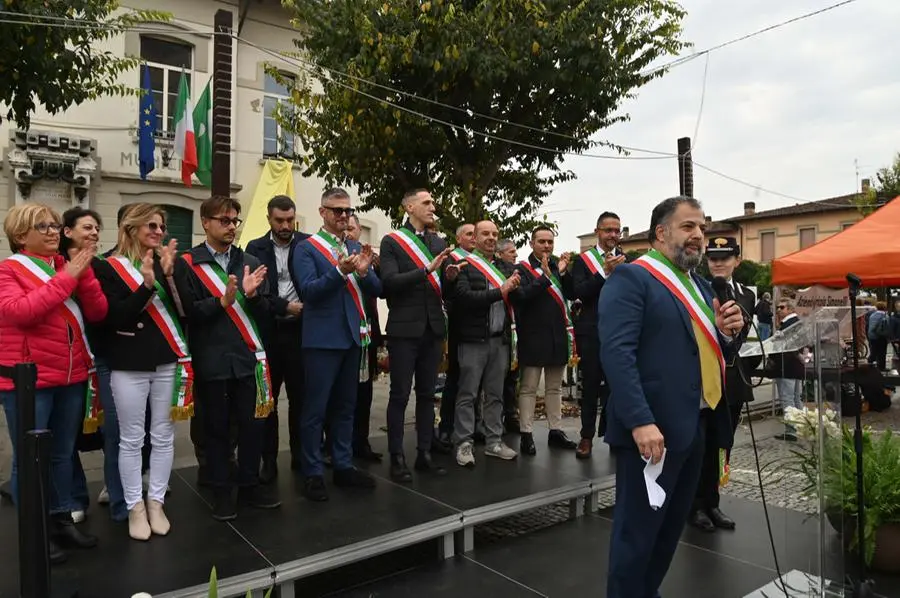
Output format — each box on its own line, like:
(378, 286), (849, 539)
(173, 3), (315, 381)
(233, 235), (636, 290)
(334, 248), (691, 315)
(387, 228), (442, 299)
(465, 252), (518, 370)
(107, 256), (194, 420)
(518, 260), (578, 366)
(306, 230), (373, 382)
(449, 247), (469, 262)
(6, 254), (102, 433)
(581, 247), (605, 276)
(180, 253), (273, 418)
(633, 249), (726, 379)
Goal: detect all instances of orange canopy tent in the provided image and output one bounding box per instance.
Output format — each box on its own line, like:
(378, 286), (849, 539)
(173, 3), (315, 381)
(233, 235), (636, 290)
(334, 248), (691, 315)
(772, 196), (900, 288)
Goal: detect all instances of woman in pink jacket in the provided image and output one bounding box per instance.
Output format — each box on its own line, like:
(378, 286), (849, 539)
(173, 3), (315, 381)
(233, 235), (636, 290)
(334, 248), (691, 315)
(0, 203), (108, 564)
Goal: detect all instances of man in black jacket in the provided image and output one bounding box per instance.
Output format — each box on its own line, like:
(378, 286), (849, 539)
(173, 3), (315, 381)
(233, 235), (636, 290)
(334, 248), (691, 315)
(512, 225), (578, 456)
(244, 195), (309, 481)
(571, 211), (627, 459)
(379, 188), (454, 482)
(690, 236), (757, 532)
(174, 195), (280, 520)
(452, 221), (521, 466)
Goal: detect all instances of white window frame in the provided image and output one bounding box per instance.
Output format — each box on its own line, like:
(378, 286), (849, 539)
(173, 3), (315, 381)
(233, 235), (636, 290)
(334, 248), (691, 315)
(140, 37), (194, 138)
(263, 72), (299, 159)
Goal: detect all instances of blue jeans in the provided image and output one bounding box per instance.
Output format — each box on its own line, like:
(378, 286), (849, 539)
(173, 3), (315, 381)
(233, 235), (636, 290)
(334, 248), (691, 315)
(1, 383), (85, 515)
(71, 360), (128, 521)
(758, 323), (772, 341)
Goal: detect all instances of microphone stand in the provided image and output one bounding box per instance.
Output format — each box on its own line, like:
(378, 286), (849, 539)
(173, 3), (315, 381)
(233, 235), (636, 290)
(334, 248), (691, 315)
(846, 273), (874, 598)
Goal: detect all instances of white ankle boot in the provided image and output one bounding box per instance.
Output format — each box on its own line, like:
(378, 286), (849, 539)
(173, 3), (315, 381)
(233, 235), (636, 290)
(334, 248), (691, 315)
(146, 499), (170, 536)
(128, 502), (151, 541)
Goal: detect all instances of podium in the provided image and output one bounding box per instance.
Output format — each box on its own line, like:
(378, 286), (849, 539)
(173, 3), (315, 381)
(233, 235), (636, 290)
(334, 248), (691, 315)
(742, 311), (850, 597)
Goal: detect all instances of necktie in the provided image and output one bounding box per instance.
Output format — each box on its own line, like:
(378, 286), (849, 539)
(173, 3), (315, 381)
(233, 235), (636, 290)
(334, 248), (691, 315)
(691, 320), (722, 409)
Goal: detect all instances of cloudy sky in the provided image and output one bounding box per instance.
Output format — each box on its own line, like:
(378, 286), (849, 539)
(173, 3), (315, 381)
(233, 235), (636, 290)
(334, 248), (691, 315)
(546, 0), (900, 252)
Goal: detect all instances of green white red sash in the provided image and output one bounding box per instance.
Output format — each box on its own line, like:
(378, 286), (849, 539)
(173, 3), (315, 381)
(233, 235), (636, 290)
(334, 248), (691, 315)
(6, 254), (102, 433)
(465, 252), (518, 370)
(181, 253), (273, 418)
(306, 230), (372, 382)
(518, 259), (578, 366)
(633, 249), (725, 378)
(581, 247), (605, 276)
(449, 247), (469, 262)
(387, 228), (442, 299)
(107, 256), (194, 420)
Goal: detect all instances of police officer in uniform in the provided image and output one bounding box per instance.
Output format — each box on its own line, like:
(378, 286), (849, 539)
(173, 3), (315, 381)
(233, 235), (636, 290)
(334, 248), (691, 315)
(690, 236), (757, 532)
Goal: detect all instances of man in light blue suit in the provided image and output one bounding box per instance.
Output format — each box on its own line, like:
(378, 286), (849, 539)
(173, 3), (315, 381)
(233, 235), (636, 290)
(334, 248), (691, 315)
(293, 188), (382, 502)
(599, 196), (746, 598)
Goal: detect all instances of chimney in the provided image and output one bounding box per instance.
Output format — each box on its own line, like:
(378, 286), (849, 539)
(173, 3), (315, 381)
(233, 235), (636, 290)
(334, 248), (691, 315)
(621, 226), (630, 238)
(744, 201), (755, 216)
(705, 215), (712, 223)
(861, 178), (870, 192)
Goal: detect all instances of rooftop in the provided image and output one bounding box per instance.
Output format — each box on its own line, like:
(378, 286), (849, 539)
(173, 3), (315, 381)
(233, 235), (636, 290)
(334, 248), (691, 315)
(723, 194), (860, 223)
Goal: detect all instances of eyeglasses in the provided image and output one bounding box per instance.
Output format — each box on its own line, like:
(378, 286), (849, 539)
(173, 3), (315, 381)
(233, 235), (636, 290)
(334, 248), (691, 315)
(777, 305), (788, 310)
(599, 227), (621, 235)
(34, 222), (62, 235)
(208, 217), (243, 228)
(327, 207), (355, 217)
(147, 222), (168, 234)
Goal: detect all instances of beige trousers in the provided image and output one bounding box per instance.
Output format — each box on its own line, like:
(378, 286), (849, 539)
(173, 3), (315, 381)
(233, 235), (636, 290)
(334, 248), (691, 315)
(518, 365), (565, 433)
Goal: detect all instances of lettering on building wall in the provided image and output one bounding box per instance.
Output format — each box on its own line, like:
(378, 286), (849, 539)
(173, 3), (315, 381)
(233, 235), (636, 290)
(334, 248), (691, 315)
(120, 152), (180, 171)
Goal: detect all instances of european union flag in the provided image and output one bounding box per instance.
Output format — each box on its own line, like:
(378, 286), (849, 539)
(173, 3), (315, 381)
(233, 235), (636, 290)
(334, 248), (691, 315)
(138, 64), (157, 180)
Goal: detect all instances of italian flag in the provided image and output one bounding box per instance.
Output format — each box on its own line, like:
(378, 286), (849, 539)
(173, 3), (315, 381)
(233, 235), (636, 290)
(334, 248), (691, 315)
(173, 72), (198, 187)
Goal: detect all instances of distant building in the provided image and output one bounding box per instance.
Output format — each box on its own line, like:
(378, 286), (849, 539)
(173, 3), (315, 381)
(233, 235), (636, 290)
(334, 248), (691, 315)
(575, 183), (878, 262)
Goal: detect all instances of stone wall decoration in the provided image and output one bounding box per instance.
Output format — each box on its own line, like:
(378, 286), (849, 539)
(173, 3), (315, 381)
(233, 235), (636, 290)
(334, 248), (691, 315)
(6, 129), (98, 208)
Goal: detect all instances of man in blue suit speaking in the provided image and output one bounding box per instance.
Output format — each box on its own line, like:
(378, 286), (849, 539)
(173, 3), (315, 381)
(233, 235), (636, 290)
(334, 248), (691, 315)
(599, 196), (745, 598)
(293, 188), (382, 502)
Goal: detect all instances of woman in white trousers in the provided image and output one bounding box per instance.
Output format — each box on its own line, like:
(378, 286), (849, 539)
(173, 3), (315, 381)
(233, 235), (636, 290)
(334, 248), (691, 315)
(93, 203), (192, 540)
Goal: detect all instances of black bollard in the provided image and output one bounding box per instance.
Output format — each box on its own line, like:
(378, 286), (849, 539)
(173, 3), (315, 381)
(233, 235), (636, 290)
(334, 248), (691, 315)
(20, 430), (52, 598)
(13, 363), (38, 498)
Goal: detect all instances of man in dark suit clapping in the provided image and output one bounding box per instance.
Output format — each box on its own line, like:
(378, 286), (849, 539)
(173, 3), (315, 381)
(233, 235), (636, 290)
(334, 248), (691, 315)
(379, 189), (456, 482)
(293, 188), (382, 502)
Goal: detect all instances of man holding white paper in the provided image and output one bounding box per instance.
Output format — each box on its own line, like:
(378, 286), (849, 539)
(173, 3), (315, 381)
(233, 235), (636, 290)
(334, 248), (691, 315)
(598, 196), (745, 598)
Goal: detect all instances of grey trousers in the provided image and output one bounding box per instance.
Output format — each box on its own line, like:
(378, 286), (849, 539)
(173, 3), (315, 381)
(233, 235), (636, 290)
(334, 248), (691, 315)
(454, 337), (508, 446)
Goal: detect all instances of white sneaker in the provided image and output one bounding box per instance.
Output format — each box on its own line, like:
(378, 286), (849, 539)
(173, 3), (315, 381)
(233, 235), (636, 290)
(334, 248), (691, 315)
(97, 487), (109, 505)
(485, 442), (518, 460)
(71, 510), (85, 523)
(456, 442), (475, 468)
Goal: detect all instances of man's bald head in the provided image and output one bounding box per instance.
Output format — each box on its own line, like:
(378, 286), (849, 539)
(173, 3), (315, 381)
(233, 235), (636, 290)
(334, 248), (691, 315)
(473, 220), (499, 255)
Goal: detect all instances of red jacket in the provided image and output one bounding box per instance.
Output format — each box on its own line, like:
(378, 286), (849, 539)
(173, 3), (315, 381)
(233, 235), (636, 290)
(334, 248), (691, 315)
(0, 252), (108, 391)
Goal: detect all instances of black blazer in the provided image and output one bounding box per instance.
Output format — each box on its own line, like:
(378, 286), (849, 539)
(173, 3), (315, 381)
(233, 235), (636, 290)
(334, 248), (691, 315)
(453, 256), (518, 344)
(244, 231), (309, 318)
(512, 253), (574, 367)
(571, 247), (628, 337)
(724, 280), (758, 405)
(379, 221), (448, 339)
(173, 243), (272, 381)
(93, 255), (181, 372)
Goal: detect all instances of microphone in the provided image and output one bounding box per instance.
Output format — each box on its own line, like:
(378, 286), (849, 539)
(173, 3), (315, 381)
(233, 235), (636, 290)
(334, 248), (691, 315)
(711, 276), (735, 305)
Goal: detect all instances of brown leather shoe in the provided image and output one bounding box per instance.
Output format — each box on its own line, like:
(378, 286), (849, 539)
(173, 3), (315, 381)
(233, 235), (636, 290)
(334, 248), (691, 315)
(575, 438), (593, 459)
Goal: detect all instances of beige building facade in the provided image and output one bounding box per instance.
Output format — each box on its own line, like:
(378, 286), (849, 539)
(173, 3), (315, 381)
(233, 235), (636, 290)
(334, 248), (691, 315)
(576, 196), (866, 263)
(0, 0), (393, 258)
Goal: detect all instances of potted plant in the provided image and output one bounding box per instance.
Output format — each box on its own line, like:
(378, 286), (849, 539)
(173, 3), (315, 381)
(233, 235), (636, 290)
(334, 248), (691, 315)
(207, 567), (273, 598)
(783, 406), (900, 572)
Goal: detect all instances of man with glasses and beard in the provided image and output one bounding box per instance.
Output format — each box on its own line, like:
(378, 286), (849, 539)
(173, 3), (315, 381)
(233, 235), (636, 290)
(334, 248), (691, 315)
(598, 196), (745, 598)
(175, 195), (280, 521)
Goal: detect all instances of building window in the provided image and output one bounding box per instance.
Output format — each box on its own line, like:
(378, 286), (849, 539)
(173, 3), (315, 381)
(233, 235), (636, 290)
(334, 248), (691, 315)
(263, 72), (297, 158)
(760, 231), (775, 262)
(841, 222), (855, 231)
(358, 225), (372, 245)
(140, 36), (193, 135)
(799, 227), (816, 249)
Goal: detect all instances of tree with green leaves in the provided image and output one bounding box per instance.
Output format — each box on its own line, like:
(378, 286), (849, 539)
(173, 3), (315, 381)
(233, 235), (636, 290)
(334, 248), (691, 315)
(0, 2), (170, 130)
(277, 0), (687, 241)
(874, 152), (900, 199)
